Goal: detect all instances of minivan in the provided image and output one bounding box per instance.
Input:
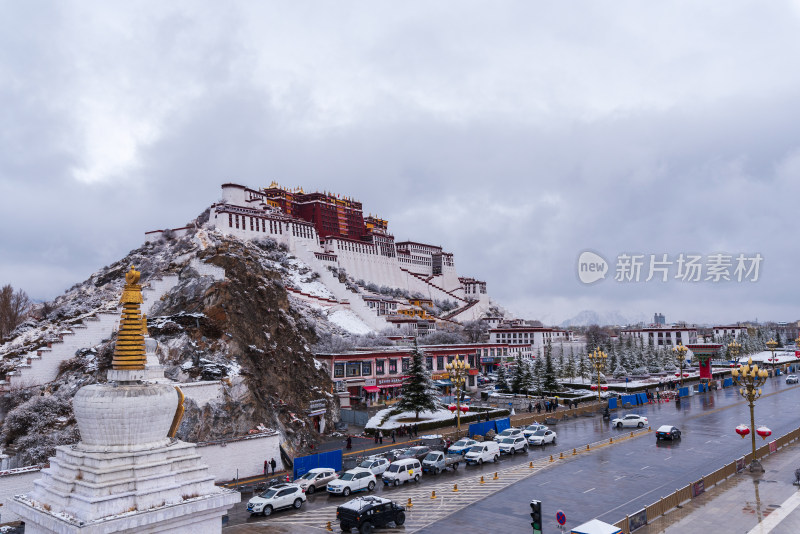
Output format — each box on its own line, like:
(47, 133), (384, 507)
(381, 458), (422, 486)
(464, 441), (500, 465)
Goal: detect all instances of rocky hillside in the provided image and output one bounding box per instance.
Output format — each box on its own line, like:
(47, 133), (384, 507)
(0, 224), (350, 465)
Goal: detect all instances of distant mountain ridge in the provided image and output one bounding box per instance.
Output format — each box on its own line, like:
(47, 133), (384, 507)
(560, 309), (649, 328)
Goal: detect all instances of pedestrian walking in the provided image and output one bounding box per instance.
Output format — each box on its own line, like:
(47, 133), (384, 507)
(378, 430), (383, 445)
(391, 429), (396, 443)
(528, 401), (533, 413)
(374, 432), (379, 444)
(269, 457), (276, 476)
(346, 436), (352, 450)
(536, 402), (541, 414)
(414, 423), (418, 437)
(264, 460), (268, 476)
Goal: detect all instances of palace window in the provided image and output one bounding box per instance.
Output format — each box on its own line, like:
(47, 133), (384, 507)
(389, 359), (397, 374)
(361, 362), (372, 376)
(436, 356), (444, 370)
(333, 363), (344, 378)
(426, 357), (433, 371)
(375, 360), (385, 375)
(346, 362), (361, 377)
(402, 358), (410, 372)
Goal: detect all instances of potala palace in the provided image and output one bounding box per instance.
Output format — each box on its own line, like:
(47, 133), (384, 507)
(147, 183), (493, 333)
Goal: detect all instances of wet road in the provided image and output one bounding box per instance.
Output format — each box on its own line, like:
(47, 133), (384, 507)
(224, 376), (800, 532)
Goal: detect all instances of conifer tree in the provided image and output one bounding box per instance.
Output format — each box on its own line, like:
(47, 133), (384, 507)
(532, 357), (544, 395)
(577, 351), (589, 383)
(394, 344), (441, 419)
(496, 364), (510, 392)
(543, 340), (559, 392)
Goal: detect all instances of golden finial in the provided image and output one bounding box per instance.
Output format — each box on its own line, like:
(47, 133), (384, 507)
(141, 314), (148, 337)
(113, 266), (147, 370)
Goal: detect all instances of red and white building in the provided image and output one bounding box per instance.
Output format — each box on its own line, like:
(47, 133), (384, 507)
(712, 325), (747, 340)
(488, 326), (574, 348)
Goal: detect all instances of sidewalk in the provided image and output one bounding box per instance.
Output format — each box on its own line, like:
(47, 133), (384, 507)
(636, 442), (800, 533)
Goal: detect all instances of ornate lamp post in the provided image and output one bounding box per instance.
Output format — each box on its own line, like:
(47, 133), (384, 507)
(732, 358), (769, 472)
(587, 348), (607, 402)
(766, 339), (778, 368)
(728, 341), (742, 366)
(674, 344), (688, 387)
(445, 355), (470, 435)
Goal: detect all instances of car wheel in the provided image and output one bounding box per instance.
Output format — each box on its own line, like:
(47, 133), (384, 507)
(552, 438), (556, 445)
(478, 458), (483, 465)
(414, 474), (420, 483)
(395, 511), (406, 526)
(494, 455), (499, 463)
(616, 422), (623, 428)
(510, 447), (516, 455)
(293, 498), (303, 509)
(638, 422), (644, 428)
(360, 521), (374, 534)
(367, 481), (375, 491)
(343, 487), (351, 497)
(393, 479), (400, 487)
(263, 505), (273, 517)
(453, 462), (459, 470)
(306, 484), (315, 495)
(434, 467), (440, 475)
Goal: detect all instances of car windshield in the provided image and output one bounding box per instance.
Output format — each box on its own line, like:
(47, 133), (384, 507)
(500, 430), (513, 436)
(533, 430), (546, 436)
(387, 464), (400, 473)
(468, 445), (484, 453)
(340, 473), (355, 481)
(260, 489), (278, 499)
(358, 461), (373, 469)
(501, 438), (515, 444)
(453, 440), (470, 447)
(424, 453), (439, 461)
(299, 472), (317, 480)
(409, 447), (425, 454)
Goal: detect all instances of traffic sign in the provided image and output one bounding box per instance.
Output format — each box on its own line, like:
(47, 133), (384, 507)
(556, 510), (566, 525)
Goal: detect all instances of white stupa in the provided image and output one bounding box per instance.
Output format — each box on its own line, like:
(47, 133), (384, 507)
(10, 266), (240, 533)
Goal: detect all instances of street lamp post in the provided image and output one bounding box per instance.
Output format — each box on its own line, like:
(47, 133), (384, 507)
(728, 341), (742, 366)
(445, 355), (471, 436)
(674, 344), (688, 387)
(732, 358), (769, 472)
(587, 349), (607, 403)
(766, 339), (778, 369)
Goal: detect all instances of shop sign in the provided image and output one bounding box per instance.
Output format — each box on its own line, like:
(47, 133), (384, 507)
(364, 378), (376, 386)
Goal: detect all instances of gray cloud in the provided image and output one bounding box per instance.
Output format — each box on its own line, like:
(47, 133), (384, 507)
(2, 1), (800, 325)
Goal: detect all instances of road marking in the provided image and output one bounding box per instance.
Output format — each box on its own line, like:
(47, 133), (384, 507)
(746, 489), (800, 533)
(626, 451), (635, 455)
(641, 466), (650, 470)
(575, 470), (583, 474)
(664, 457), (672, 461)
(584, 487), (596, 493)
(601, 460), (610, 464)
(539, 481), (551, 486)
(614, 475), (626, 480)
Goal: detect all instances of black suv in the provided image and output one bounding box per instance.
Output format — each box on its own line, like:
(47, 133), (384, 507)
(336, 495), (406, 533)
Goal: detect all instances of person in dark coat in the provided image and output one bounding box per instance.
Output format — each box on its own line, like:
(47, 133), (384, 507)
(270, 457), (277, 475)
(264, 460), (268, 476)
(346, 436), (352, 450)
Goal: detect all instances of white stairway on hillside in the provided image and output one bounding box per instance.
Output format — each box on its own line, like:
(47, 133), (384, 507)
(0, 274), (181, 391)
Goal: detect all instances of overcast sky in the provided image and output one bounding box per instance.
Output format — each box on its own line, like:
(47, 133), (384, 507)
(2, 1), (800, 326)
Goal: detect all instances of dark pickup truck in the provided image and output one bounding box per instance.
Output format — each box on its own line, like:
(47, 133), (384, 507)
(336, 495), (406, 533)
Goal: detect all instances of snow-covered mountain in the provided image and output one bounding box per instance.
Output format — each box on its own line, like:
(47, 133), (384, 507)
(560, 309), (648, 328)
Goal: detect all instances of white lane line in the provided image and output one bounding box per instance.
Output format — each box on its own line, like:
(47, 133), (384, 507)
(539, 481), (551, 486)
(584, 487), (596, 493)
(641, 465), (650, 470)
(746, 489), (800, 533)
(601, 460), (610, 464)
(614, 475), (626, 481)
(664, 456), (672, 461)
(575, 470), (583, 474)
(626, 451), (635, 455)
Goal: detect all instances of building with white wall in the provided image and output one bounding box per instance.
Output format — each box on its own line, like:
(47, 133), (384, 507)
(620, 325), (698, 347)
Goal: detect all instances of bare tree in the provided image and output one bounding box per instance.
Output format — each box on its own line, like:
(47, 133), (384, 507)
(0, 285), (31, 339)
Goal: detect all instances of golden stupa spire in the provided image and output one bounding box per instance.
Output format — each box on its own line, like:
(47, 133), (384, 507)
(112, 266), (147, 370)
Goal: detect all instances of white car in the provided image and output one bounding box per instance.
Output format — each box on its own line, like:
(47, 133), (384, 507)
(356, 457), (390, 475)
(293, 467), (338, 495)
(522, 424), (548, 439)
(527, 429), (557, 446)
(326, 468), (377, 496)
(498, 436), (528, 454)
(611, 414), (649, 429)
(786, 375), (799, 384)
(246, 483), (305, 516)
(493, 428), (523, 443)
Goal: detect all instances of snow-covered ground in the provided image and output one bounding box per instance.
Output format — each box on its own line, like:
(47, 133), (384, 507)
(366, 408), (463, 430)
(328, 309), (372, 335)
(285, 258), (335, 299)
(745, 350), (798, 365)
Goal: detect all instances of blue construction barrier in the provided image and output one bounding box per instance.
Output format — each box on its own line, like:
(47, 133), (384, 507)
(620, 394), (638, 406)
(494, 417), (511, 433)
(698, 384), (706, 393)
(636, 393), (648, 405)
(678, 387), (689, 397)
(293, 450), (342, 480)
(723, 378), (733, 387)
(468, 420), (496, 439)
(608, 397), (617, 410)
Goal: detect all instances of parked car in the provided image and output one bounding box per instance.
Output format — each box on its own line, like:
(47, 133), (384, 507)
(527, 429), (557, 446)
(447, 438), (478, 456)
(493, 428), (523, 443)
(465, 441), (501, 465)
(356, 457), (390, 476)
(246, 483), (305, 516)
(327, 468), (377, 497)
(521, 424), (548, 439)
(611, 414), (649, 429)
(382, 458), (422, 486)
(293, 467), (338, 495)
(498, 436), (528, 454)
(422, 450), (460, 474)
(337, 496), (406, 533)
(655, 425), (682, 441)
(786, 375), (799, 384)
(397, 446), (432, 462)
